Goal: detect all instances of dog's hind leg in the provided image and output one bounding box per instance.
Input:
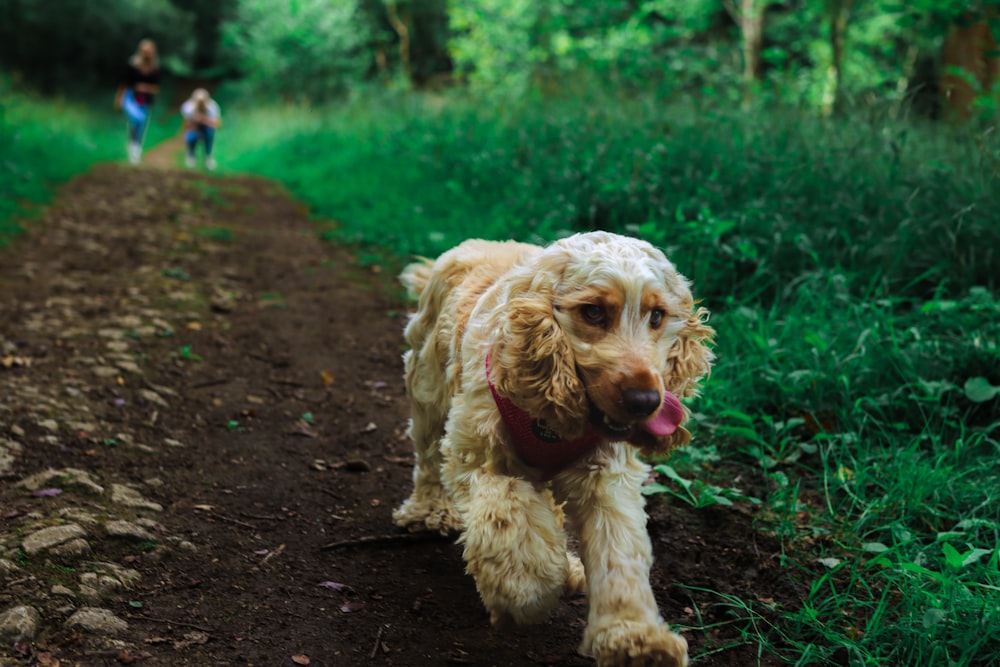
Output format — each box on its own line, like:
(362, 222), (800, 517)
(392, 350), (462, 535)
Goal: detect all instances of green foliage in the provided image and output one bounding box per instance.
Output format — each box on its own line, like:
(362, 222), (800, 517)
(0, 75), (125, 246)
(219, 0), (371, 102)
(0, 0), (199, 91)
(223, 92), (999, 304)
(642, 463), (761, 508)
(223, 87), (999, 664)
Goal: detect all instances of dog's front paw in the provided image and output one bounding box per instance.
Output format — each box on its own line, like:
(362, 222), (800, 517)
(564, 552), (586, 595)
(392, 493), (463, 535)
(583, 620), (688, 667)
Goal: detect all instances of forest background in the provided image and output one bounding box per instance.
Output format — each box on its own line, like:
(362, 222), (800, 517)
(1, 1), (998, 665)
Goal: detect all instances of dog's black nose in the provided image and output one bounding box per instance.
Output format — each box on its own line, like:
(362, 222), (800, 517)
(622, 389), (661, 418)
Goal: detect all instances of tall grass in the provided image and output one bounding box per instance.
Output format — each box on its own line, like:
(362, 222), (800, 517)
(225, 89), (1000, 665)
(222, 90), (998, 303)
(0, 74), (177, 247)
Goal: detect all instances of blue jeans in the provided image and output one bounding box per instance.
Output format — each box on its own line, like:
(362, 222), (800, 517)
(185, 125), (215, 157)
(122, 89), (149, 143)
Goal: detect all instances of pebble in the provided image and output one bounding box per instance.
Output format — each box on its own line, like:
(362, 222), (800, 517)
(21, 524), (87, 556)
(110, 484), (163, 512)
(104, 520), (156, 541)
(17, 468), (105, 495)
(49, 538), (92, 559)
(64, 607), (128, 635)
(0, 605), (41, 642)
(136, 389), (168, 407)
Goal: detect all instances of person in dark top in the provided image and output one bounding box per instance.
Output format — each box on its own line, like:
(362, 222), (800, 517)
(115, 39), (160, 165)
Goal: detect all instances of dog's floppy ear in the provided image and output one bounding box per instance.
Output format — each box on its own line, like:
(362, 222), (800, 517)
(488, 291), (589, 441)
(666, 305), (714, 398)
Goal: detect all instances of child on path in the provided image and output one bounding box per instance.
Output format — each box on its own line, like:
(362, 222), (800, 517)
(115, 39), (160, 165)
(180, 88), (222, 170)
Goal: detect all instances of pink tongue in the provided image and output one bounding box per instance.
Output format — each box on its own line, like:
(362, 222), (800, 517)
(642, 392), (685, 436)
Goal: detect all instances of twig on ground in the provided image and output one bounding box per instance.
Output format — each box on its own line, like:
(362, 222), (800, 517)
(125, 613), (213, 633)
(239, 512), (283, 521)
(193, 507), (257, 530)
(319, 532), (444, 551)
(259, 543), (286, 567)
(189, 377), (231, 389)
(370, 623), (390, 659)
(271, 378), (304, 387)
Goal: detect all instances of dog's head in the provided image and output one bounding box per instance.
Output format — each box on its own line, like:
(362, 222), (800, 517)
(487, 231), (714, 455)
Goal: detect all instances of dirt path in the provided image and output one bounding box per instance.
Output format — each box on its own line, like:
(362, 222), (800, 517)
(0, 148), (790, 666)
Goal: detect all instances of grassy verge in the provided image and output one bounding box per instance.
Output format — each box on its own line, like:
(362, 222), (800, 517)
(224, 90), (999, 666)
(0, 75), (179, 247)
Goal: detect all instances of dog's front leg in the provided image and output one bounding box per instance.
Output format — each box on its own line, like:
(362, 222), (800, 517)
(557, 448), (688, 667)
(452, 467), (569, 628)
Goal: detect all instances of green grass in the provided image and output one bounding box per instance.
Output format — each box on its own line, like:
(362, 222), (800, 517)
(4, 79), (996, 665)
(0, 74), (179, 247)
(223, 89), (999, 666)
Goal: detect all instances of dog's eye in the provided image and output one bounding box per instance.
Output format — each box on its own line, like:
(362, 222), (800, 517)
(649, 309), (665, 329)
(581, 304), (606, 325)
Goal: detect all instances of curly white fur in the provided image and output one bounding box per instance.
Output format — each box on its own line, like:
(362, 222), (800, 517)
(393, 231), (713, 666)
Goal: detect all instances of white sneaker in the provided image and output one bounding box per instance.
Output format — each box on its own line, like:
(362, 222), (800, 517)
(205, 156), (217, 171)
(185, 154), (196, 168)
(128, 143), (142, 165)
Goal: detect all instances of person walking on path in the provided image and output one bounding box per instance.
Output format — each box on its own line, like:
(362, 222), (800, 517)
(115, 39), (161, 165)
(180, 88), (222, 170)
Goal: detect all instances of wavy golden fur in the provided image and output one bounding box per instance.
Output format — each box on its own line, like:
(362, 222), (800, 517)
(393, 231), (713, 666)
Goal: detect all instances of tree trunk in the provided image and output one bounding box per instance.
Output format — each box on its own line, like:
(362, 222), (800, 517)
(740, 0), (764, 84)
(942, 12), (1000, 120)
(723, 0), (768, 103)
(823, 0), (855, 116)
(386, 2), (411, 81)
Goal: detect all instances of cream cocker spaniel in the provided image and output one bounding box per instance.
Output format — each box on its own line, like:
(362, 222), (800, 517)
(393, 231), (713, 666)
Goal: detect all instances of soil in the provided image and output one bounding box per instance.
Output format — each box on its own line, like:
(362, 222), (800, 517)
(0, 138), (797, 666)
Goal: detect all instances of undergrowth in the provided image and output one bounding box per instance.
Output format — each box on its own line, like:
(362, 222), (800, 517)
(4, 80), (998, 665)
(224, 89), (1000, 666)
(0, 74), (178, 247)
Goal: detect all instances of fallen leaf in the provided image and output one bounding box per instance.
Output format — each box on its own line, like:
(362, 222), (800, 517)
(173, 631), (209, 650)
(320, 369), (334, 387)
(0, 355), (31, 369)
(289, 420), (318, 438)
(318, 581), (353, 592)
(817, 557), (841, 569)
(291, 654), (311, 665)
(116, 649), (151, 664)
(186, 322), (203, 331)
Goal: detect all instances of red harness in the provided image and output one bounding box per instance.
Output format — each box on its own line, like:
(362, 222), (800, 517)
(486, 356), (604, 480)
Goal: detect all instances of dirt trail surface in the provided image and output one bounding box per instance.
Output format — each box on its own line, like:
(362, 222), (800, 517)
(0, 146), (792, 666)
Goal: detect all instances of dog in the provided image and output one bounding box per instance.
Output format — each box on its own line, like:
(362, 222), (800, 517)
(393, 231), (713, 666)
